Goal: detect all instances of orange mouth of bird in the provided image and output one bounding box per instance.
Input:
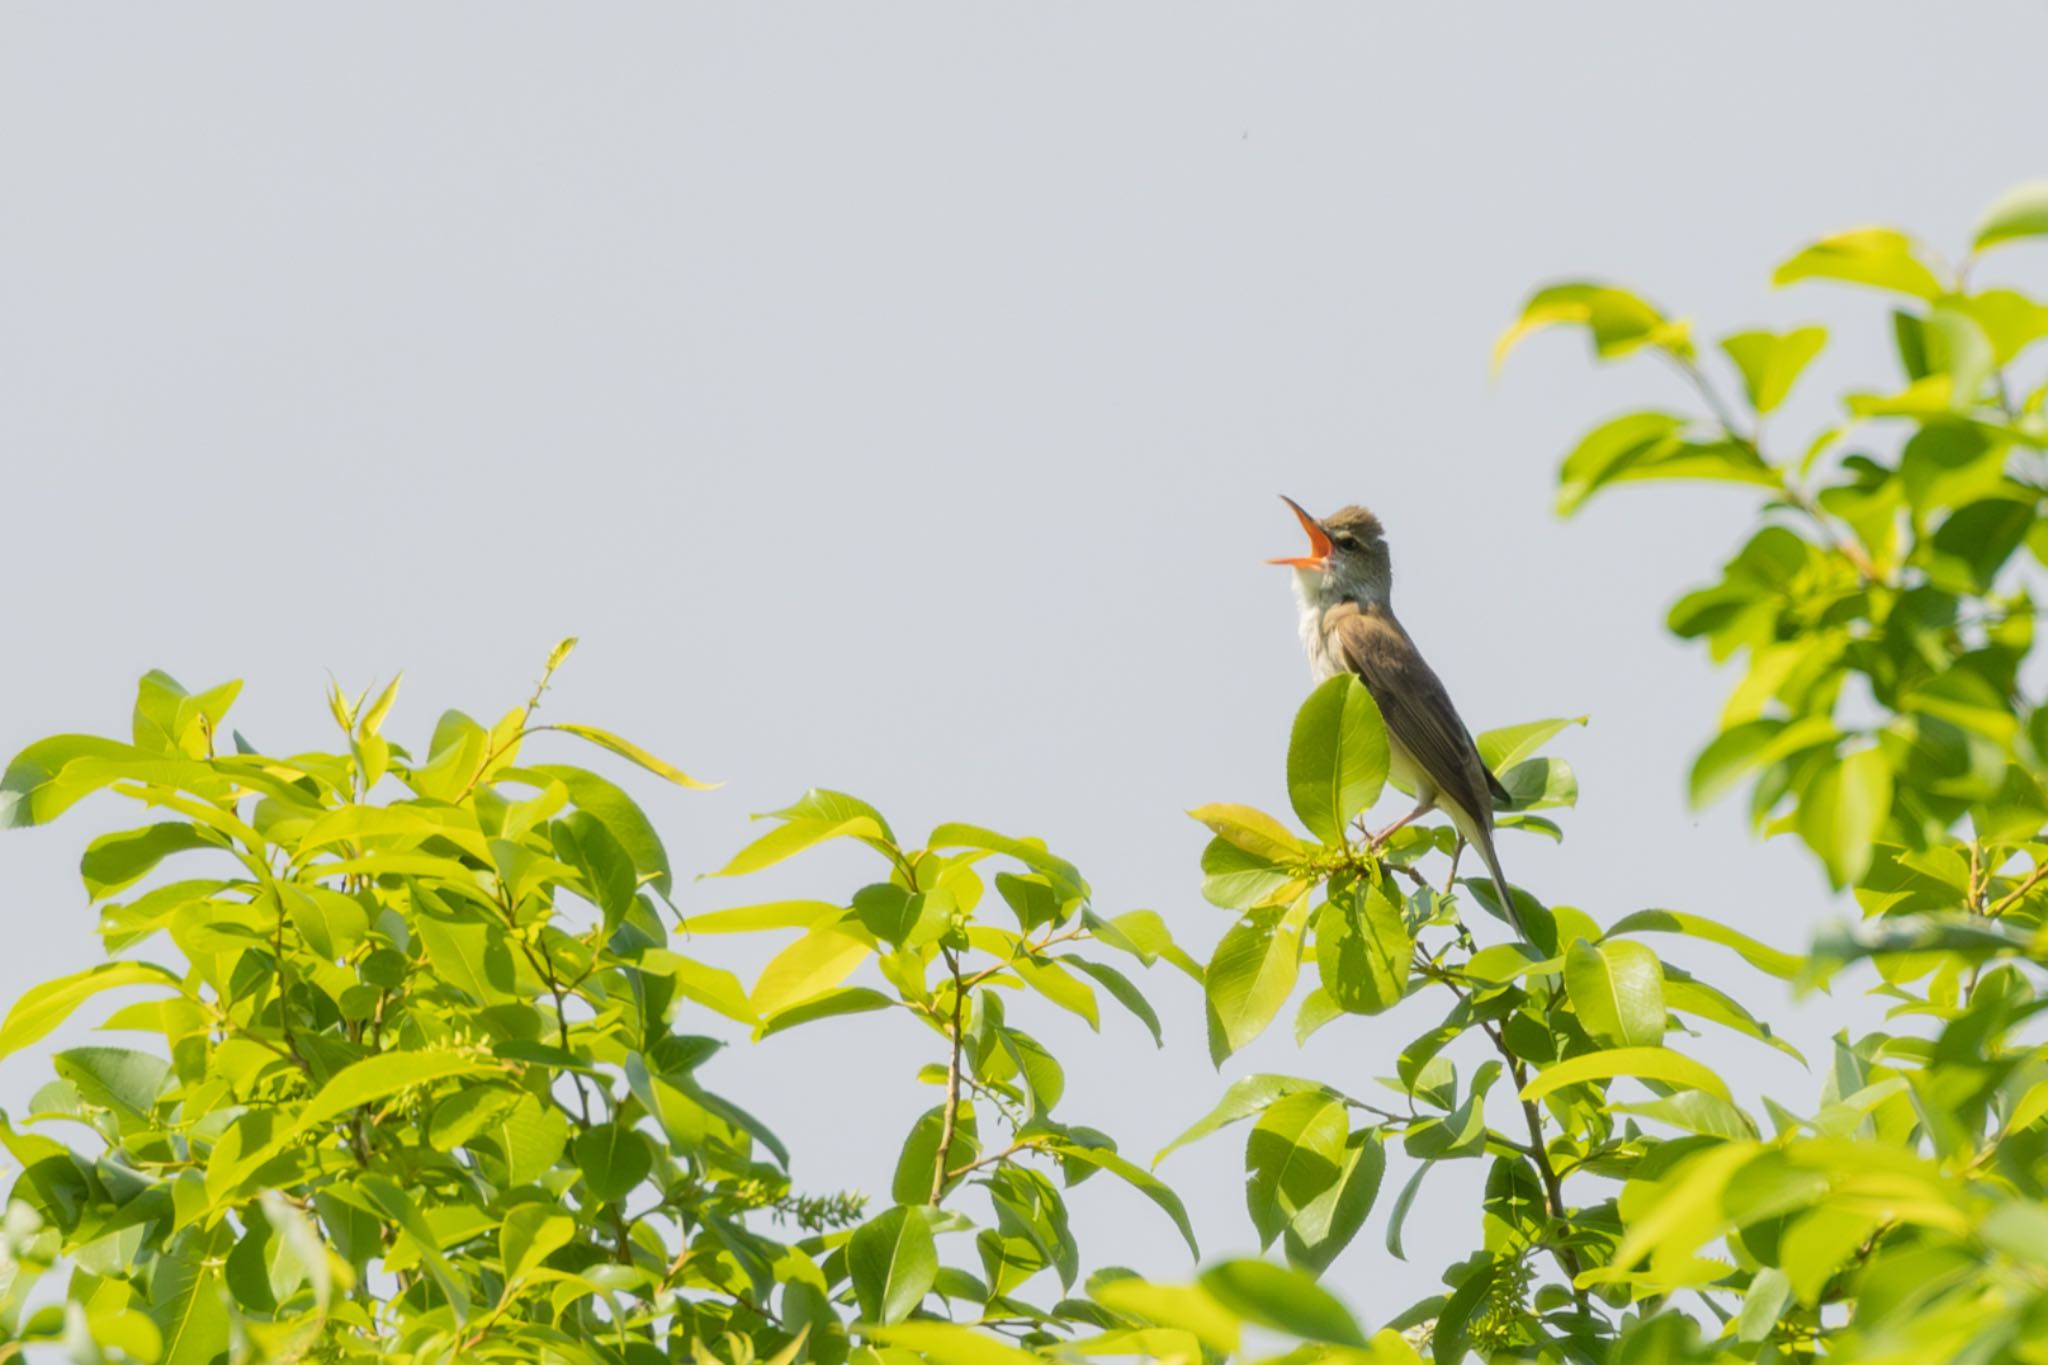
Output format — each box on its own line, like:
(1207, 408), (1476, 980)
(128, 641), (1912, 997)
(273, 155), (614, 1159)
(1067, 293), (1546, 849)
(1267, 495), (1331, 569)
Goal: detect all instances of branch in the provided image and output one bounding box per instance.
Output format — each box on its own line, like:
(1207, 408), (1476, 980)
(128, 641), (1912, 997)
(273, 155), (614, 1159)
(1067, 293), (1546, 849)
(930, 949), (967, 1204)
(1428, 962), (1587, 1304)
(1987, 860), (2048, 919)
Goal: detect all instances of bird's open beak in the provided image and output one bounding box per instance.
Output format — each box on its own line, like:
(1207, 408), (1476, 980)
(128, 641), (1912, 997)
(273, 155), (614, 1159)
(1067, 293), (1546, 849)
(1267, 495), (1332, 569)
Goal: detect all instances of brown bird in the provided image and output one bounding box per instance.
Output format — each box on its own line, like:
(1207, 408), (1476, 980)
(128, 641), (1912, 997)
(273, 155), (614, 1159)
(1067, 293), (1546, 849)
(1268, 496), (1525, 938)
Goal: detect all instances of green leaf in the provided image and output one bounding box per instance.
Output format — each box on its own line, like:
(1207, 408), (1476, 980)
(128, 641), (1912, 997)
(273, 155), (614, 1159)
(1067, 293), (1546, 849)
(1314, 882), (1409, 1015)
(1064, 957), (1163, 1046)
(1720, 326), (1827, 415)
(1922, 304), (1996, 407)
(1982, 1199), (2048, 1268)
(750, 920), (875, 1017)
(150, 1251), (231, 1365)
(1155, 1074), (1330, 1166)
(1383, 1163), (1431, 1260)
(1661, 969), (1801, 1061)
(928, 822), (1088, 902)
(1204, 906), (1303, 1065)
(1903, 672), (2019, 743)
(682, 899), (844, 935)
(1604, 909), (1800, 981)
(551, 811), (637, 927)
(1197, 1259), (1365, 1346)
(638, 949), (758, 1025)
(53, 1047), (167, 1123)
(994, 871), (1060, 933)
(1494, 281), (1692, 372)
(573, 1122), (653, 1203)
(1951, 288), (2048, 365)
(299, 803), (490, 861)
(1564, 939), (1665, 1048)
(1773, 227), (1946, 299)
(755, 986), (894, 1040)
(278, 884), (369, 962)
(1496, 757), (1577, 811)
(892, 1103), (978, 1204)
(1797, 748), (1893, 888)
(1091, 908), (1203, 978)
(1285, 1131), (1386, 1276)
(0, 961), (184, 1061)
(1053, 1142), (1201, 1259)
(1519, 1046), (1731, 1104)
(1931, 498), (2035, 593)
(427, 1086), (524, 1151)
(718, 790), (893, 878)
(1737, 1266), (1793, 1344)
(1088, 1279), (1240, 1355)
(80, 823), (218, 900)
(412, 890), (515, 1003)
(527, 763), (675, 897)
(475, 1095), (570, 1185)
(1972, 180), (2048, 253)
(296, 1048), (499, 1138)
(1556, 412), (1777, 516)
(551, 722), (716, 789)
(1689, 716), (1837, 809)
(1608, 1090), (1759, 1141)
(1474, 716), (1587, 773)
(862, 1322), (1042, 1365)
(1, 735), (153, 829)
(849, 1205), (938, 1325)
(360, 1174), (470, 1322)
(1246, 1091), (1348, 1249)
(1014, 956), (1100, 1029)
(500, 1203), (575, 1284)
(1188, 804), (1305, 862)
(1200, 837), (1303, 911)
(1286, 675), (1389, 844)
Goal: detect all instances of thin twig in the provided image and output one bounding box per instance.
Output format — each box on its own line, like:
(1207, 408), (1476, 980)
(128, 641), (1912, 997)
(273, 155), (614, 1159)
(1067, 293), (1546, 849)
(930, 949), (967, 1204)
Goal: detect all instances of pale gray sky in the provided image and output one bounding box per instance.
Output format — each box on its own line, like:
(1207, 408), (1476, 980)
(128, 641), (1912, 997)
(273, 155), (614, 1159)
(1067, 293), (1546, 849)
(5, 2), (2046, 1327)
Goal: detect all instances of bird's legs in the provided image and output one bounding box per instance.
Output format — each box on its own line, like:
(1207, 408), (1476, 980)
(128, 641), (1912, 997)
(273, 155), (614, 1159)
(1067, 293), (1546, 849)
(1366, 800), (1434, 851)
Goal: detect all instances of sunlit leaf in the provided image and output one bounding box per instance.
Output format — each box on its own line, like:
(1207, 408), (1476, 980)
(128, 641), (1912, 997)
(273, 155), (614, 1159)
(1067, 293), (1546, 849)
(1286, 675), (1388, 845)
(1519, 1046), (1731, 1104)
(1972, 180), (2048, 253)
(1564, 939), (1665, 1048)
(1773, 227), (1946, 299)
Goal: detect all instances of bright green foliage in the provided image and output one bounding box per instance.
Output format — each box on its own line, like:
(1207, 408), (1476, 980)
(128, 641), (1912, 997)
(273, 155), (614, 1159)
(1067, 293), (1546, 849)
(1171, 652), (1765, 1359)
(15, 181), (2048, 1365)
(0, 652), (1199, 1362)
(1485, 177), (2048, 1361)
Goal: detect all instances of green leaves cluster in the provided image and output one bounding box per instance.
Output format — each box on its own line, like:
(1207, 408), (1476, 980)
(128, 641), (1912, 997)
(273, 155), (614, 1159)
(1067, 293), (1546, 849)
(1170, 671), (1795, 1360)
(0, 651), (849, 1362)
(0, 654), (1205, 1364)
(1493, 177), (2048, 1361)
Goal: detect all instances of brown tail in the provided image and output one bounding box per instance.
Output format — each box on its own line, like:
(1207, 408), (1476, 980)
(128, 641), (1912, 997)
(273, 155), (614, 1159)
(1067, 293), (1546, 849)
(1473, 828), (1528, 942)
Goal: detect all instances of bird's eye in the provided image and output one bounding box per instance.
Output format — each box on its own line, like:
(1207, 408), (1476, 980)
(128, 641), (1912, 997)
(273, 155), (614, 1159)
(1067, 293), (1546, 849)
(1331, 534), (1358, 552)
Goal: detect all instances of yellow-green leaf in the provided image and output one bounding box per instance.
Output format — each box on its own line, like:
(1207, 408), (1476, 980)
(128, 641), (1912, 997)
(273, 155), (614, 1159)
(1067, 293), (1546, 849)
(1520, 1046), (1730, 1104)
(552, 723), (715, 790)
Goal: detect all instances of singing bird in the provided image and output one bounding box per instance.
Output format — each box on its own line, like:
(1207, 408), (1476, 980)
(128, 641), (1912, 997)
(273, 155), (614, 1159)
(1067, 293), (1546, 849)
(1269, 496), (1525, 937)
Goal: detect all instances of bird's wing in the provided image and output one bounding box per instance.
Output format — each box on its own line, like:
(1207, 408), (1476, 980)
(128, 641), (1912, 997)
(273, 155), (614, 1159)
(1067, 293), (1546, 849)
(1326, 605), (1499, 827)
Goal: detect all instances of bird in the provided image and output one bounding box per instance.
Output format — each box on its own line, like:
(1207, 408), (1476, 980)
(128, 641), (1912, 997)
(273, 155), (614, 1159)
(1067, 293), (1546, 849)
(1268, 495), (1526, 938)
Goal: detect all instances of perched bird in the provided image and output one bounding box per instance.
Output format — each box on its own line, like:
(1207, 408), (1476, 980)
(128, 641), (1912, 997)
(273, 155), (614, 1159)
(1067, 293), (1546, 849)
(1268, 496), (1525, 937)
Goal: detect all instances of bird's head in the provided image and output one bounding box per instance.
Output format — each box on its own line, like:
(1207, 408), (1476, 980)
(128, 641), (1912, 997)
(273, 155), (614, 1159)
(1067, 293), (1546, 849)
(1269, 496), (1392, 603)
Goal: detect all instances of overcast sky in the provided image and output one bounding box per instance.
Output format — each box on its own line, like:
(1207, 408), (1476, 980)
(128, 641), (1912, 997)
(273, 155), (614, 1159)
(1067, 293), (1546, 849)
(5, 3), (2047, 1327)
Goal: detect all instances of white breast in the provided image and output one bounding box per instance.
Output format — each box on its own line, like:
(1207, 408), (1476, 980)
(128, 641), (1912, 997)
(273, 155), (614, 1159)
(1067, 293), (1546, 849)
(1291, 570), (1342, 683)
